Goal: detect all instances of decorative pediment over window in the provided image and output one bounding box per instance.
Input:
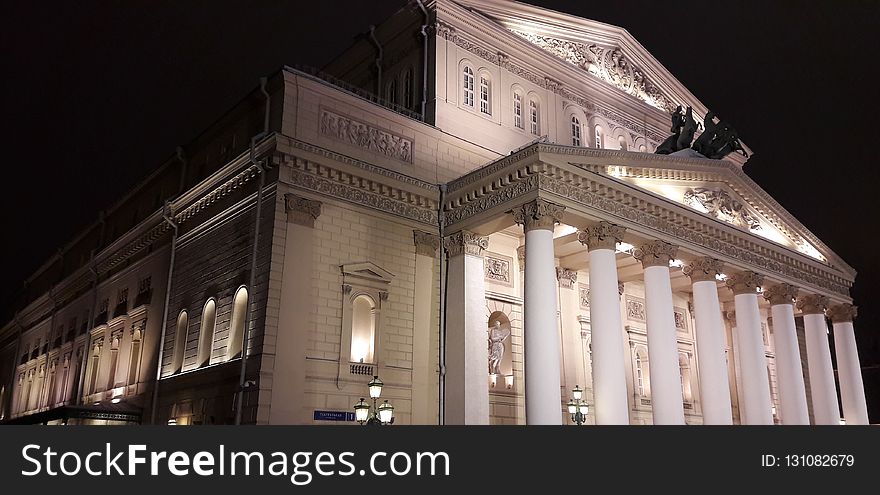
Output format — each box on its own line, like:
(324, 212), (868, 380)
(510, 31), (677, 112)
(341, 262), (395, 292)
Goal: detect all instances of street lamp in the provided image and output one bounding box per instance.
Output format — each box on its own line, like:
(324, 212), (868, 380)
(567, 385), (589, 425)
(353, 376), (394, 425)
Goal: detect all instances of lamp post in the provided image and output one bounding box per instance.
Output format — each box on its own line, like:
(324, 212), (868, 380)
(353, 375), (394, 425)
(567, 385), (589, 425)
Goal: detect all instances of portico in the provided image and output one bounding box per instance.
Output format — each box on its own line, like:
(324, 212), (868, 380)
(440, 145), (864, 425)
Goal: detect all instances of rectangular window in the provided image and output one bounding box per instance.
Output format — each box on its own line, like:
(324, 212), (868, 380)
(480, 77), (490, 114)
(595, 127), (602, 149)
(463, 68), (474, 107)
(529, 100), (539, 135)
(513, 93), (523, 129)
(571, 117), (581, 146)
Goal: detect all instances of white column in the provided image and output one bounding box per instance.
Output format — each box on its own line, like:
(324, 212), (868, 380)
(763, 284), (809, 425)
(443, 230), (490, 425)
(797, 294), (840, 425)
(726, 271), (773, 425)
(634, 240), (685, 425)
(577, 222), (629, 424)
(683, 257), (732, 425)
(828, 303), (868, 425)
(556, 267), (585, 401)
(412, 231), (439, 424)
(513, 199), (565, 425)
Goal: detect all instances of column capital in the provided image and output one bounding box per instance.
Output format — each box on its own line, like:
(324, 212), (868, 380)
(633, 240), (678, 268)
(796, 294), (829, 315)
(827, 303), (857, 323)
(763, 283), (799, 306)
(725, 271), (764, 295)
(285, 193), (323, 227)
(413, 230), (440, 258)
(510, 199), (565, 232)
(555, 267), (577, 289)
(682, 256), (723, 283)
(577, 221), (625, 251)
(443, 230), (488, 258)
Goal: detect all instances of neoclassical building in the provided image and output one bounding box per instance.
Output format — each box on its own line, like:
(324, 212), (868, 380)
(0, 0), (869, 425)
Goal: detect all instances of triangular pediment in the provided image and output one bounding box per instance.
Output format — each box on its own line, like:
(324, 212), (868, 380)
(341, 261), (395, 286)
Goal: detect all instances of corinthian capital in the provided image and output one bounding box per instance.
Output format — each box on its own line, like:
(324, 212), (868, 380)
(763, 283), (799, 306)
(682, 257), (723, 283)
(725, 271), (764, 295)
(443, 230), (488, 258)
(796, 294), (829, 315)
(413, 230), (440, 258)
(285, 193), (322, 227)
(510, 199), (565, 232)
(556, 267), (577, 289)
(577, 221), (626, 251)
(827, 303), (857, 323)
(633, 240), (678, 268)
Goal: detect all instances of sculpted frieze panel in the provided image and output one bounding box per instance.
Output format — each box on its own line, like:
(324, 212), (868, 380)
(319, 108), (413, 163)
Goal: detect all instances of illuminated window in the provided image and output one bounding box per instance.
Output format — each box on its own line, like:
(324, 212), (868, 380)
(106, 334), (120, 390)
(594, 125), (603, 148)
(513, 92), (523, 129)
(350, 295), (376, 364)
(571, 116), (581, 146)
(226, 287), (249, 360)
(172, 311), (188, 374)
(87, 342), (101, 395)
(128, 324), (143, 385)
(635, 348), (648, 397)
(463, 66), (474, 107)
(529, 99), (539, 135)
(402, 68), (414, 109)
(197, 299), (217, 367)
(479, 75), (491, 114)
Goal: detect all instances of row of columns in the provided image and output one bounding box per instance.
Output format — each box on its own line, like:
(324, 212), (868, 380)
(443, 199), (868, 425)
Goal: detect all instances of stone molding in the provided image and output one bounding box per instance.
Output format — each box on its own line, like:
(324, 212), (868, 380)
(682, 257), (723, 283)
(762, 283), (799, 306)
(443, 231), (488, 258)
(796, 294), (829, 315)
(510, 198), (565, 232)
(633, 240), (678, 268)
(556, 267), (577, 289)
(577, 221), (625, 251)
(285, 193), (323, 227)
(725, 271), (764, 296)
(413, 230), (440, 258)
(827, 303), (857, 324)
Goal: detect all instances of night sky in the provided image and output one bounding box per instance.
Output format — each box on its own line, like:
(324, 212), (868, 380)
(2, 1), (878, 417)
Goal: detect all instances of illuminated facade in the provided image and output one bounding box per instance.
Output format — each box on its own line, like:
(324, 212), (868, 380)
(0, 0), (868, 425)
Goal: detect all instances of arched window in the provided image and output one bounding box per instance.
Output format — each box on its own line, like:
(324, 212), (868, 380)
(635, 348), (648, 397)
(106, 334), (120, 390)
(226, 287), (249, 360)
(402, 68), (414, 110)
(618, 135), (628, 151)
(197, 299), (217, 367)
(479, 74), (491, 114)
(350, 295), (376, 364)
(679, 353), (692, 402)
(594, 125), (603, 148)
(172, 311), (188, 374)
(386, 79), (397, 105)
(462, 66), (474, 107)
(128, 324), (143, 385)
(87, 342), (101, 395)
(529, 99), (540, 135)
(571, 116), (581, 146)
(512, 91), (523, 129)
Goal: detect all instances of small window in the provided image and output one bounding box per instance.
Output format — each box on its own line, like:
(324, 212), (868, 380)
(87, 342), (101, 395)
(635, 348), (648, 397)
(594, 126), (603, 149)
(106, 334), (120, 390)
(402, 69), (414, 109)
(618, 135), (628, 151)
(387, 79), (397, 105)
(350, 295), (376, 364)
(463, 67), (474, 107)
(571, 116), (581, 146)
(479, 75), (491, 114)
(172, 311), (188, 374)
(197, 299), (217, 367)
(513, 92), (523, 129)
(226, 287), (249, 360)
(529, 99), (540, 135)
(128, 325), (143, 385)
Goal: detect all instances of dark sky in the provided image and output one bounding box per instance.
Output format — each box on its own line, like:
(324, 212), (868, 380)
(2, 1), (878, 408)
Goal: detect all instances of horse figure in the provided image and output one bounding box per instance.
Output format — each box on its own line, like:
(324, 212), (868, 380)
(676, 106), (698, 151)
(691, 110), (717, 156)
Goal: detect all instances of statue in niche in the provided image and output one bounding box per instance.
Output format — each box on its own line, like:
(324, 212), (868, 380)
(488, 321), (511, 375)
(654, 105), (684, 154)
